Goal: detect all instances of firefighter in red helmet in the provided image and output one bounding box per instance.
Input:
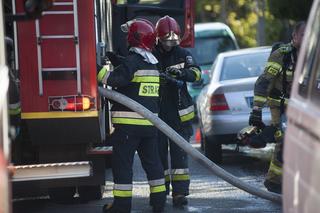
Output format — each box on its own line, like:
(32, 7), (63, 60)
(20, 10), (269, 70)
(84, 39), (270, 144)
(153, 15), (201, 207)
(98, 19), (166, 213)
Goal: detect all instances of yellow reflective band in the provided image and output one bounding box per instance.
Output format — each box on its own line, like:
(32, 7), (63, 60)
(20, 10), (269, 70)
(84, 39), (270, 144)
(254, 95), (267, 103)
(267, 97), (288, 107)
(97, 67), (107, 82)
(269, 161), (282, 176)
(113, 190), (132, 197)
(112, 117), (153, 125)
(138, 83), (159, 97)
(172, 174), (190, 181)
(190, 67), (201, 81)
(274, 130), (283, 138)
(150, 185), (166, 194)
(267, 67), (279, 76)
(180, 111), (195, 122)
(266, 62), (282, 76)
(132, 76), (159, 83)
(21, 111), (98, 119)
(267, 62), (282, 70)
(165, 175), (170, 182)
(9, 107), (21, 115)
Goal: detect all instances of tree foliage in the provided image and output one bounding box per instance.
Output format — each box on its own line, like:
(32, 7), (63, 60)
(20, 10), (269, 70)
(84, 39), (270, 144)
(195, 0), (313, 48)
(268, 0), (313, 21)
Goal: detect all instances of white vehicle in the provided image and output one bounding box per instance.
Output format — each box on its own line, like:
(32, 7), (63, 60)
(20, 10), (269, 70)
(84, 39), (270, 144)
(196, 47), (272, 163)
(283, 0), (320, 212)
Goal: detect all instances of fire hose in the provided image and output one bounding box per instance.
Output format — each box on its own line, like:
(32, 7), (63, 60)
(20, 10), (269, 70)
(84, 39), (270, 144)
(98, 87), (282, 204)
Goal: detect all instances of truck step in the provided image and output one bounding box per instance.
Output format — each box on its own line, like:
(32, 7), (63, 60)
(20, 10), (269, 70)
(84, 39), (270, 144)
(11, 161), (91, 182)
(88, 146), (113, 155)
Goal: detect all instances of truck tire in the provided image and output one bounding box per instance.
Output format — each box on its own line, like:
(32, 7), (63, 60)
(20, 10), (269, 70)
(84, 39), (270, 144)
(203, 136), (222, 164)
(78, 185), (103, 202)
(48, 187), (76, 203)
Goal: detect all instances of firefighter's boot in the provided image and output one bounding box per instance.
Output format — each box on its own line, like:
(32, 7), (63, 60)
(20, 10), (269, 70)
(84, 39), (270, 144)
(172, 194), (188, 207)
(264, 143), (282, 194)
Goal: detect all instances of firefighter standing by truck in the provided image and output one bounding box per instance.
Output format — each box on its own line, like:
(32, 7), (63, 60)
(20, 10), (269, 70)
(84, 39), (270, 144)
(249, 21), (306, 194)
(97, 19), (166, 213)
(153, 16), (201, 207)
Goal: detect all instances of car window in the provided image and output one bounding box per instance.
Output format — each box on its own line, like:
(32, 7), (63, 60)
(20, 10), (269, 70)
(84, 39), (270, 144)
(298, 8), (320, 98)
(188, 36), (236, 66)
(220, 51), (270, 81)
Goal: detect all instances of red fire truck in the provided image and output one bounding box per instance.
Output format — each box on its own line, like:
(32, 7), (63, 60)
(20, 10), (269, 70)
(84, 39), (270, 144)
(8, 0), (195, 202)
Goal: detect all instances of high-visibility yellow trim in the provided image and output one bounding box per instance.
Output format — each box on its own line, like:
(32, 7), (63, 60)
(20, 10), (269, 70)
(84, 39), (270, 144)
(274, 130), (283, 138)
(269, 161), (282, 176)
(21, 111), (98, 119)
(172, 174), (190, 181)
(180, 112), (194, 122)
(190, 67), (201, 81)
(267, 97), (289, 106)
(165, 175), (170, 182)
(266, 62), (282, 70)
(9, 107), (21, 115)
(97, 67), (107, 82)
(113, 190), (132, 197)
(131, 76), (159, 83)
(254, 95), (267, 103)
(266, 62), (282, 76)
(150, 185), (166, 193)
(138, 83), (159, 97)
(111, 118), (153, 125)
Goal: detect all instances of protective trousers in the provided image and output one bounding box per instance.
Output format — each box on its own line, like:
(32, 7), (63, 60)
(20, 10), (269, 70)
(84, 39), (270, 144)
(158, 130), (190, 196)
(111, 128), (166, 213)
(265, 107), (283, 185)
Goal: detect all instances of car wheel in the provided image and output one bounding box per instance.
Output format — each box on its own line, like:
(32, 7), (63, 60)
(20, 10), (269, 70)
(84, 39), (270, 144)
(203, 135), (222, 164)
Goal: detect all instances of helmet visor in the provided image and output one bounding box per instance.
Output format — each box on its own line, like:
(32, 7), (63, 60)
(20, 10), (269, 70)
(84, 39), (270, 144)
(158, 31), (180, 47)
(159, 39), (180, 47)
(121, 20), (136, 33)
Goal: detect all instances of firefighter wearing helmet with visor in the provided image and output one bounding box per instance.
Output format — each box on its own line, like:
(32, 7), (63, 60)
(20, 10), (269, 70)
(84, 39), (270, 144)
(98, 19), (166, 213)
(153, 15), (201, 207)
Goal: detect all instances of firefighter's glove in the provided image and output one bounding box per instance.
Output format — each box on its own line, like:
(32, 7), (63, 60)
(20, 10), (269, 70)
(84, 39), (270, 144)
(249, 109), (264, 129)
(166, 67), (184, 78)
(105, 51), (124, 67)
(160, 73), (183, 88)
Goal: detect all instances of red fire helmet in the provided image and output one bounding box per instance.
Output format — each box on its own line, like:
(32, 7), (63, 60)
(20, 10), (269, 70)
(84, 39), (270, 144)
(127, 19), (156, 51)
(155, 15), (181, 47)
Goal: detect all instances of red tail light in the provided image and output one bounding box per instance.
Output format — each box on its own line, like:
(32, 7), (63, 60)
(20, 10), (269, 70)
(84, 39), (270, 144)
(210, 94), (229, 111)
(49, 95), (96, 111)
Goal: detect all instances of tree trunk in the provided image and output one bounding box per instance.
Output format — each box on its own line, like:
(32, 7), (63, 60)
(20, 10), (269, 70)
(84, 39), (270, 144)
(256, 0), (266, 46)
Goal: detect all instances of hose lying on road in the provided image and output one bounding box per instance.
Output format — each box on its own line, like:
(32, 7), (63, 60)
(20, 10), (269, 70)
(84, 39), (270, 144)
(98, 87), (282, 204)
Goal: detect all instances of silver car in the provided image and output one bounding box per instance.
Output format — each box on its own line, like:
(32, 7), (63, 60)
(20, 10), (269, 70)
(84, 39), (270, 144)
(196, 47), (272, 163)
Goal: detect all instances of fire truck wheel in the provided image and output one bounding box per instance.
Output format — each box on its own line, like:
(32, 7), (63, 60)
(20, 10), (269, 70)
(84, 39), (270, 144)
(48, 187), (76, 203)
(78, 185), (104, 201)
(203, 135), (222, 164)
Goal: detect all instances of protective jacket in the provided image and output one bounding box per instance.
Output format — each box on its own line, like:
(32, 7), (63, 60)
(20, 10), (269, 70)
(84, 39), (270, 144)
(253, 42), (296, 111)
(153, 45), (201, 131)
(98, 51), (160, 135)
(253, 42), (297, 191)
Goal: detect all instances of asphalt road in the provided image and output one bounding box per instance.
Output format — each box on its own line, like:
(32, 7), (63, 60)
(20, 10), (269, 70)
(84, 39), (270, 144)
(13, 141), (282, 213)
